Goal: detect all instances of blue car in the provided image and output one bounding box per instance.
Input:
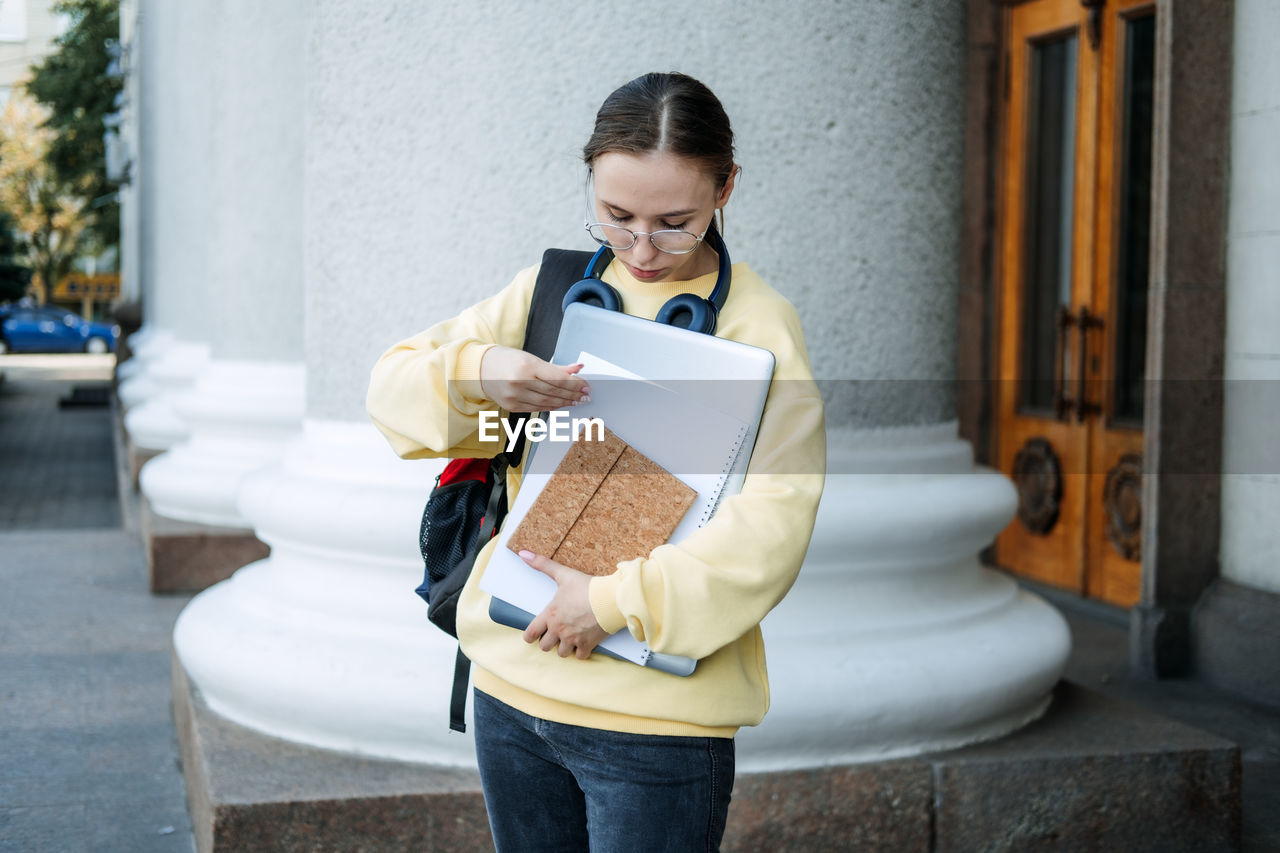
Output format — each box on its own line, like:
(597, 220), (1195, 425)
(0, 305), (119, 354)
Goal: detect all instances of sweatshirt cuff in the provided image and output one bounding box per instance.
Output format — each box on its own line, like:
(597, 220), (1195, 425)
(588, 573), (627, 635)
(454, 342), (493, 405)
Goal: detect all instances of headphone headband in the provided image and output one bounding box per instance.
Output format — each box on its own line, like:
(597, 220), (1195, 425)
(565, 225), (732, 336)
(704, 223), (731, 312)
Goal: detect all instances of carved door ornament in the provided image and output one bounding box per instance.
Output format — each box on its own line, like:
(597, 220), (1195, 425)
(1103, 453), (1143, 560)
(1011, 437), (1063, 535)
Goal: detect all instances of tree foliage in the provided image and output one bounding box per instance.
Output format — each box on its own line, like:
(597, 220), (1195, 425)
(23, 0), (121, 251)
(0, 209), (32, 304)
(0, 93), (92, 303)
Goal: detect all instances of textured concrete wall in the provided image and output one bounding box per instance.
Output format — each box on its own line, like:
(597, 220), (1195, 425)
(1221, 0), (1280, 594)
(204, 0), (305, 362)
(305, 0), (966, 424)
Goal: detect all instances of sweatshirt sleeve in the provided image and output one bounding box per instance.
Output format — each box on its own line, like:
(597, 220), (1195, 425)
(586, 296), (827, 658)
(366, 265), (539, 459)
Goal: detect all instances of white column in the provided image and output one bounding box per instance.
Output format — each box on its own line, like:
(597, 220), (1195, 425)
(114, 0), (141, 309)
(138, 0), (305, 527)
(175, 1), (1067, 768)
(121, 0), (212, 447)
(1220, 0), (1280, 594)
(730, 4), (1071, 767)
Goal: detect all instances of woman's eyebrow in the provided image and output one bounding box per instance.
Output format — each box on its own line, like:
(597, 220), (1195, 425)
(601, 200), (698, 219)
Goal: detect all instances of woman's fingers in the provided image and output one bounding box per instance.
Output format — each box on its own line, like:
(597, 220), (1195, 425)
(524, 375), (589, 410)
(480, 348), (591, 412)
(531, 363), (590, 403)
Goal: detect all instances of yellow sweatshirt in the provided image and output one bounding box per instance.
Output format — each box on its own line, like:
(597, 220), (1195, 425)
(367, 258), (825, 737)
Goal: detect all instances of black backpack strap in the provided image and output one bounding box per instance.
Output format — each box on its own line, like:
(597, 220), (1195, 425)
(450, 249), (594, 733)
(476, 455), (510, 543)
(495, 248), (599, 469)
(524, 248), (600, 361)
(449, 646), (471, 733)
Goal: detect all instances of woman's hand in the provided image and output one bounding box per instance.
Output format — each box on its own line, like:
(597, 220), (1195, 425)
(519, 551), (610, 660)
(479, 347), (590, 413)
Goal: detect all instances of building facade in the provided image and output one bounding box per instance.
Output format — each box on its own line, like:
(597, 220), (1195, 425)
(122, 0), (1275, 845)
(0, 0), (64, 104)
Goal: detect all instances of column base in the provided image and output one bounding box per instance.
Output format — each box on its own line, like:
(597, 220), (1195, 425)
(129, 442), (161, 491)
(174, 655), (1239, 853)
(144, 499), (269, 593)
(138, 359), (305, 528)
(1193, 579), (1280, 709)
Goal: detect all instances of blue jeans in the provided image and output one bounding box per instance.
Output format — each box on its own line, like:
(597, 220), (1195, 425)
(473, 689), (735, 852)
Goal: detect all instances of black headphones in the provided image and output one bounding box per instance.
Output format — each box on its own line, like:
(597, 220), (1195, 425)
(560, 224), (732, 336)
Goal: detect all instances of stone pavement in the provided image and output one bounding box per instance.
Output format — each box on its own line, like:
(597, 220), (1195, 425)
(0, 356), (119, 531)
(0, 356), (195, 852)
(0, 353), (1276, 851)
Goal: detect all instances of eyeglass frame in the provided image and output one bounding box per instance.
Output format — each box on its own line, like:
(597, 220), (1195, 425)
(582, 219), (711, 255)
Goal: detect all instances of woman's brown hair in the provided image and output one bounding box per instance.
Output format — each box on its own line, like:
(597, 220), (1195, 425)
(582, 72), (736, 189)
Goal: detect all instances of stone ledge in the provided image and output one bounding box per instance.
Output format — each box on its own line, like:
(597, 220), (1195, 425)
(924, 680), (1241, 851)
(143, 499), (269, 594)
(174, 661), (1240, 853)
(173, 653), (493, 853)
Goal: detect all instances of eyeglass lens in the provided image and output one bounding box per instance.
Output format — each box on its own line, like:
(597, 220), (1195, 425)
(587, 224), (700, 255)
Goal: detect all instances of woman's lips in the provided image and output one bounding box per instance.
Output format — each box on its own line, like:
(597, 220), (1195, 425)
(628, 265), (662, 280)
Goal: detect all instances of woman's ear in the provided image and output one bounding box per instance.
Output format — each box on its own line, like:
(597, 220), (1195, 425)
(716, 165), (740, 209)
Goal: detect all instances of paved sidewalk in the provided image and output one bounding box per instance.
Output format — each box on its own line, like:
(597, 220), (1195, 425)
(0, 356), (195, 852)
(0, 356), (119, 531)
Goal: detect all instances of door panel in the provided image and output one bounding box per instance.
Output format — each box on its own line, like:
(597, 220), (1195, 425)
(995, 0), (1154, 607)
(1084, 3), (1154, 605)
(996, 0), (1094, 593)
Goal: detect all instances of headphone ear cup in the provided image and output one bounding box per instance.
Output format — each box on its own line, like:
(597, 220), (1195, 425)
(561, 278), (623, 313)
(655, 294), (718, 335)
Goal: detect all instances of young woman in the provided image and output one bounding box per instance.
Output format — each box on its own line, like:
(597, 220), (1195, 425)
(367, 72), (825, 852)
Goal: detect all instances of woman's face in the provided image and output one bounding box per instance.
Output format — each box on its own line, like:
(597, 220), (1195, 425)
(589, 150), (734, 284)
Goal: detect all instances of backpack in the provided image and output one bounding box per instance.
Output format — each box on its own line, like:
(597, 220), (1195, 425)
(415, 248), (598, 732)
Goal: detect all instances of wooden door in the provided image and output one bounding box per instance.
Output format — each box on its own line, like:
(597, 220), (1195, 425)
(994, 0), (1155, 608)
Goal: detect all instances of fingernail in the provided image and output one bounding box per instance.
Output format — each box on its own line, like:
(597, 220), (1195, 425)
(581, 385), (592, 395)
(580, 394), (591, 404)
(518, 550), (535, 560)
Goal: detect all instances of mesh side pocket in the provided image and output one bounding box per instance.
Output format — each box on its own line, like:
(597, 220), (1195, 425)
(418, 478), (490, 591)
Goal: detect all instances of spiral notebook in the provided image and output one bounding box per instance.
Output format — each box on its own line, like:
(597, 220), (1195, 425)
(479, 303), (774, 674)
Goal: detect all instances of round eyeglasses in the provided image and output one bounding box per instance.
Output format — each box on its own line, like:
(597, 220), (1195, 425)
(584, 222), (708, 255)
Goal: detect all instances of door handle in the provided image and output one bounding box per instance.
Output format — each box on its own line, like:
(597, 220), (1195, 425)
(1073, 306), (1103, 421)
(1053, 305), (1075, 422)
(1053, 305), (1103, 423)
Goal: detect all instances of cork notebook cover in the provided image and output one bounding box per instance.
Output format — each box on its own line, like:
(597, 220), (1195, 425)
(506, 427), (697, 576)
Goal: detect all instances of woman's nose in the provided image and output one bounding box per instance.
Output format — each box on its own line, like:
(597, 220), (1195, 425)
(630, 235), (659, 264)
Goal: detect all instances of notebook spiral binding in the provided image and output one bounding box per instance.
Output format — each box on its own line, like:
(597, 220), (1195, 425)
(697, 424), (750, 526)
